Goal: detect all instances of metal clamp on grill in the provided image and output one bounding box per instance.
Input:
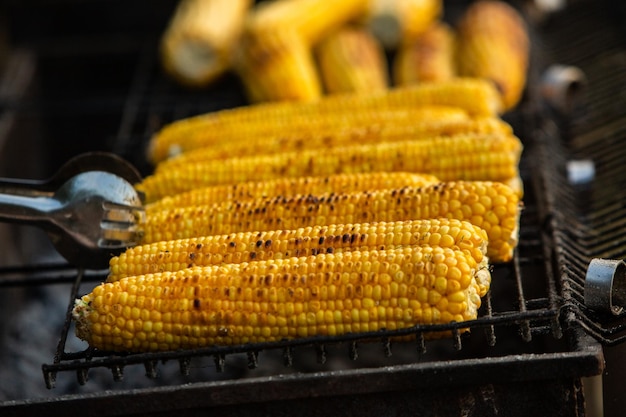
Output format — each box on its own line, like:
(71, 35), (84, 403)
(585, 258), (626, 316)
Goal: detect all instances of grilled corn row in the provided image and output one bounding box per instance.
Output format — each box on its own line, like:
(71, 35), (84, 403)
(147, 172), (440, 212)
(455, 1), (530, 111)
(234, 28), (322, 103)
(316, 26), (389, 94)
(393, 22), (456, 86)
(154, 116), (513, 167)
(364, 0), (442, 49)
(148, 78), (503, 164)
(143, 181), (520, 263)
(138, 133), (522, 203)
(108, 218), (489, 284)
(74, 246), (490, 352)
(247, 0), (367, 46)
(160, 0), (252, 87)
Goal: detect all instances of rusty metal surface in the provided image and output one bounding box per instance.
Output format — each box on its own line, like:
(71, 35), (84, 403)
(3, 341), (600, 416)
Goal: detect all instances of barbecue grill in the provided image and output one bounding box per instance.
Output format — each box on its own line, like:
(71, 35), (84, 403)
(1, 0), (626, 415)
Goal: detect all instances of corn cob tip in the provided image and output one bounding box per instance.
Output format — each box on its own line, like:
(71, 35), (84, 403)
(73, 298), (92, 343)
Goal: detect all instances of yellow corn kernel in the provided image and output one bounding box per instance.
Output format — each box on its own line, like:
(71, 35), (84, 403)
(455, 0), (530, 111)
(108, 218), (488, 283)
(147, 78), (503, 164)
(159, 0), (252, 87)
(142, 180), (520, 262)
(364, 0), (442, 49)
(154, 113), (514, 168)
(146, 172), (439, 212)
(393, 22), (456, 86)
(234, 27), (321, 103)
(138, 133), (522, 203)
(74, 246), (490, 352)
(316, 26), (389, 94)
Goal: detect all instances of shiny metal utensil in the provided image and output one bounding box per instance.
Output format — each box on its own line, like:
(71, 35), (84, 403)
(0, 152), (145, 269)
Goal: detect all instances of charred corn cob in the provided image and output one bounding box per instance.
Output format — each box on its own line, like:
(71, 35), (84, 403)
(455, 0), (530, 111)
(108, 218), (489, 284)
(153, 115), (512, 165)
(148, 78), (503, 164)
(142, 181), (520, 263)
(364, 0), (442, 49)
(160, 0), (252, 87)
(316, 26), (389, 94)
(393, 22), (456, 86)
(150, 105), (471, 161)
(74, 245), (491, 352)
(234, 27), (322, 103)
(138, 133), (522, 203)
(247, 0), (367, 46)
(147, 172), (440, 212)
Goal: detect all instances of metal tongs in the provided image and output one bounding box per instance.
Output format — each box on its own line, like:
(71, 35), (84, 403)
(0, 152), (145, 269)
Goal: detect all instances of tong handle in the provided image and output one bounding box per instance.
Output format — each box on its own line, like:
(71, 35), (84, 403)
(0, 192), (61, 226)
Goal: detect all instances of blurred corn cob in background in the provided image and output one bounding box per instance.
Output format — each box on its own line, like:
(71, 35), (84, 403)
(393, 22), (456, 86)
(316, 26), (389, 94)
(142, 180), (521, 263)
(233, 0), (369, 102)
(234, 27), (322, 103)
(363, 0), (442, 50)
(146, 172), (440, 212)
(147, 78), (503, 164)
(138, 132), (522, 203)
(247, 0), (367, 46)
(75, 245), (490, 352)
(455, 0), (530, 111)
(108, 218), (488, 282)
(160, 0), (252, 87)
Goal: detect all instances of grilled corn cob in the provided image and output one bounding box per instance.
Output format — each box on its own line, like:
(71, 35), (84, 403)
(148, 78), (503, 164)
(316, 26), (389, 94)
(142, 181), (520, 263)
(147, 172), (440, 212)
(234, 27), (322, 103)
(247, 0), (367, 46)
(364, 0), (442, 49)
(455, 0), (530, 111)
(393, 22), (456, 86)
(154, 115), (512, 166)
(160, 0), (252, 87)
(138, 133), (522, 203)
(74, 246), (490, 352)
(149, 105), (471, 161)
(108, 218), (489, 284)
